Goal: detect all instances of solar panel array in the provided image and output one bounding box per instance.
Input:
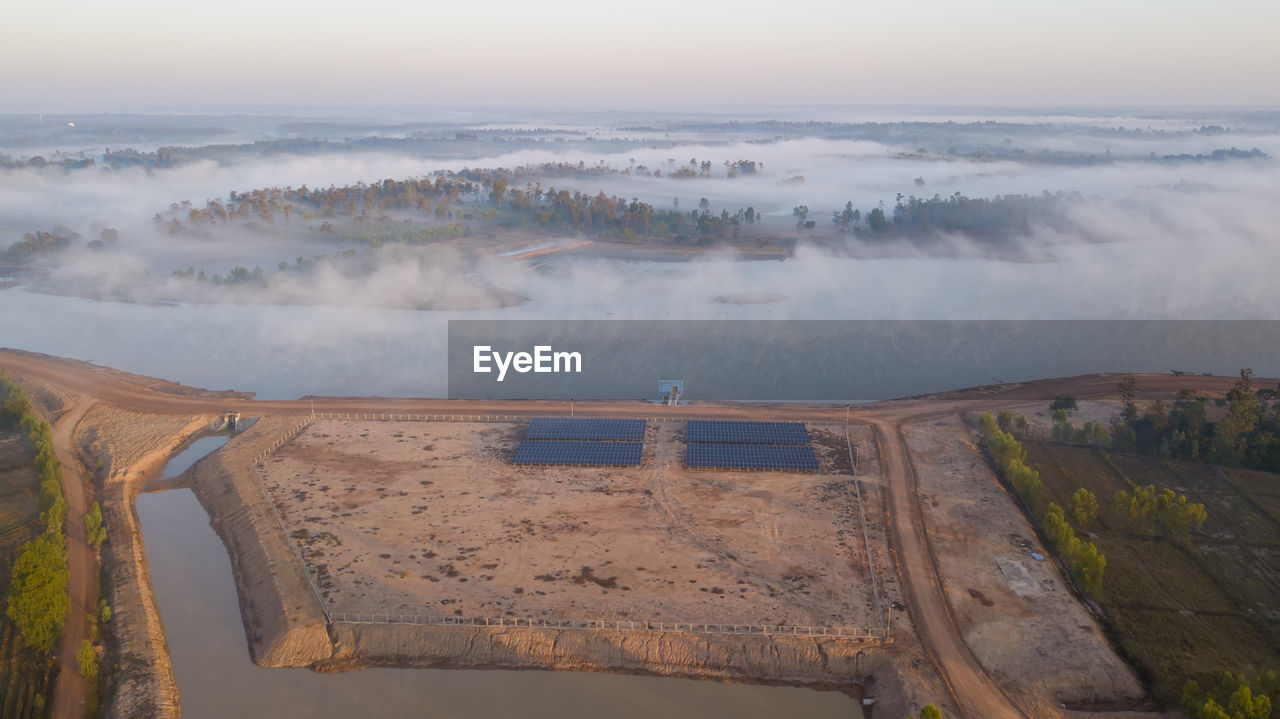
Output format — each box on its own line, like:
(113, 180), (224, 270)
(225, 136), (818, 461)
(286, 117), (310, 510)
(513, 418), (646, 467)
(686, 443), (819, 471)
(513, 440), (643, 467)
(526, 418), (646, 441)
(686, 420), (810, 445)
(684, 420), (817, 472)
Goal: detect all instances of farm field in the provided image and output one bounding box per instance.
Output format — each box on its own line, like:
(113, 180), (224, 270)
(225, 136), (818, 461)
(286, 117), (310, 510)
(1022, 440), (1280, 704)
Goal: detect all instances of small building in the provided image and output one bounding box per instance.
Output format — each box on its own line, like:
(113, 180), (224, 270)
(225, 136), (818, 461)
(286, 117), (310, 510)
(658, 375), (684, 405)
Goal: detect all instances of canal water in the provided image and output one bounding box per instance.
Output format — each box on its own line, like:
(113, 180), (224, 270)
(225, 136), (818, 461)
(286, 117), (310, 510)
(135, 434), (863, 718)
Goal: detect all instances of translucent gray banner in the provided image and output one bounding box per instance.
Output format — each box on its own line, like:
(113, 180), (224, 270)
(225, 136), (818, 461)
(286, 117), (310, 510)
(446, 320), (1280, 401)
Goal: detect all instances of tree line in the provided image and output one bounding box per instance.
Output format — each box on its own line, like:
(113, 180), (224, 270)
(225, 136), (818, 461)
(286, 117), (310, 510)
(979, 412), (1106, 595)
(828, 191), (1083, 239)
(1, 226), (119, 266)
(1183, 672), (1276, 719)
(1050, 371), (1280, 472)
(0, 373), (70, 656)
(156, 166), (772, 245)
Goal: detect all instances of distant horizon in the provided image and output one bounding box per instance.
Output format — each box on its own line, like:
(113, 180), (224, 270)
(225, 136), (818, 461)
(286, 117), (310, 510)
(5, 103), (1280, 121)
(4, 1), (1277, 112)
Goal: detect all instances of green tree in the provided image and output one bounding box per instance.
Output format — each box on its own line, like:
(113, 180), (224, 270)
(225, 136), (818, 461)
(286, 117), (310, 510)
(907, 704), (942, 719)
(1075, 540), (1106, 595)
(1014, 415), (1029, 435)
(1215, 369), (1262, 465)
(1052, 408), (1074, 441)
(1070, 488), (1099, 527)
(7, 532), (69, 652)
(85, 501), (106, 551)
(1043, 503), (1074, 548)
(1050, 396), (1077, 412)
(78, 639), (98, 682)
(792, 205), (810, 230)
(867, 205), (889, 232)
(1118, 375), (1139, 425)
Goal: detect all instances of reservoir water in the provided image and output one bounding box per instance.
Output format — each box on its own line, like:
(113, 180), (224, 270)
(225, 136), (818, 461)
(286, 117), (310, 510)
(4, 245), (1280, 401)
(136, 430), (862, 718)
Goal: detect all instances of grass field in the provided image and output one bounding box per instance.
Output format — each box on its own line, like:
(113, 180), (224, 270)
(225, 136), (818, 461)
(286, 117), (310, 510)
(0, 430), (56, 719)
(1023, 440), (1280, 705)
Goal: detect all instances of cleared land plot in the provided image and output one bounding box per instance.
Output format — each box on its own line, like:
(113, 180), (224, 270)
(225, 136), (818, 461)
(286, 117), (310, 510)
(902, 417), (1141, 707)
(1022, 440), (1280, 703)
(257, 419), (882, 630)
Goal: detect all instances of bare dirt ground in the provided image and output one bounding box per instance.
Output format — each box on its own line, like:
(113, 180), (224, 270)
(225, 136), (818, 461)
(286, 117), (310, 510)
(2, 348), (1261, 719)
(75, 403), (215, 719)
(258, 419), (885, 630)
(901, 415), (1144, 711)
(998, 399), (1126, 439)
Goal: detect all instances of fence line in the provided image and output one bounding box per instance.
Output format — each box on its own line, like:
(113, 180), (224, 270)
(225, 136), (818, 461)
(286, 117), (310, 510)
(327, 612), (886, 641)
(245, 413), (886, 644)
(306, 413), (688, 424)
(847, 425), (884, 630)
(251, 417), (313, 467)
(248, 417), (331, 622)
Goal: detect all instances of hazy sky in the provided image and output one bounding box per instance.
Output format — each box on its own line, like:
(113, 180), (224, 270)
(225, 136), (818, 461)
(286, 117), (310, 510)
(4, 0), (1279, 111)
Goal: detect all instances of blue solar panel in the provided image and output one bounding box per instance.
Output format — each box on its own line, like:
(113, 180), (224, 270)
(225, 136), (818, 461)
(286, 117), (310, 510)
(526, 418), (646, 441)
(686, 421), (810, 445)
(513, 440), (642, 467)
(685, 443), (819, 471)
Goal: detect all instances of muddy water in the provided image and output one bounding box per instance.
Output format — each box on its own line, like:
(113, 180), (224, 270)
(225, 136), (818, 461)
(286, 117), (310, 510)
(137, 438), (863, 718)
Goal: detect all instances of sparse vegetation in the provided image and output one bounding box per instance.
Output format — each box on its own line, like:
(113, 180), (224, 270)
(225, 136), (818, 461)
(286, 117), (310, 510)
(978, 412), (1106, 596)
(1021, 439), (1280, 706)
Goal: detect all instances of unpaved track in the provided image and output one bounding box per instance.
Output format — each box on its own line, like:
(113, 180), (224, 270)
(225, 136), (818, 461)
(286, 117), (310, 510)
(0, 349), (1247, 421)
(0, 348), (1259, 718)
(869, 414), (1025, 718)
(49, 398), (96, 719)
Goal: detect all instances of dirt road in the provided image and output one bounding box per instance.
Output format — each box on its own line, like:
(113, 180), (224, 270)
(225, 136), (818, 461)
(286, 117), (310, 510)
(868, 413), (1025, 718)
(48, 398), (97, 719)
(0, 348), (1260, 718)
(0, 349), (1249, 422)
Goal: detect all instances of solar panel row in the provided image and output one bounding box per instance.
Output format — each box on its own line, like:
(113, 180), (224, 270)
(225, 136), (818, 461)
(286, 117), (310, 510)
(685, 443), (819, 471)
(526, 418), (646, 441)
(686, 420), (810, 445)
(512, 440), (643, 467)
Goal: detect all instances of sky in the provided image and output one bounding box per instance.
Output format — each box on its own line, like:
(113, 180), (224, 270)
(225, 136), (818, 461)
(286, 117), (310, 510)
(3, 0), (1279, 111)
